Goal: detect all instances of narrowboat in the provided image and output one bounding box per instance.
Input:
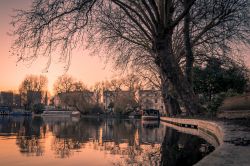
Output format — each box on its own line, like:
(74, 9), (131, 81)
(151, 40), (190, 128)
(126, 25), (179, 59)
(141, 109), (160, 121)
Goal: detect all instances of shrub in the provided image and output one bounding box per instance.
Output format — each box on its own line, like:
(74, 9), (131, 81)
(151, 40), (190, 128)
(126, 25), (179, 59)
(207, 90), (239, 115)
(90, 105), (104, 114)
(33, 103), (45, 114)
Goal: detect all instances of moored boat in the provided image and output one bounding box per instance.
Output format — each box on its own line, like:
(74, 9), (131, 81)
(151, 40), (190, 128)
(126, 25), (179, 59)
(42, 110), (81, 117)
(71, 111), (81, 117)
(141, 109), (160, 121)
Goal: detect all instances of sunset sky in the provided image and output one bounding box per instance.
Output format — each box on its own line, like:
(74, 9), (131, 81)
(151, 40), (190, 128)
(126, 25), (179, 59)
(0, 0), (115, 94)
(0, 0), (250, 94)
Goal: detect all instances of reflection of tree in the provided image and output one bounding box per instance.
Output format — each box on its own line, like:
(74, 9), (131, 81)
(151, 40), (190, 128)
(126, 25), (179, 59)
(0, 117), (215, 164)
(110, 123), (165, 166)
(46, 118), (168, 164)
(160, 128), (214, 166)
(48, 118), (143, 159)
(51, 138), (81, 158)
(48, 118), (103, 158)
(16, 136), (44, 156)
(13, 117), (45, 156)
(112, 144), (161, 166)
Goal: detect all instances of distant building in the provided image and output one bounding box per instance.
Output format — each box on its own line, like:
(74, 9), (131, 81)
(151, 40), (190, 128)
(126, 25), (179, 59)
(138, 89), (166, 115)
(13, 94), (21, 107)
(27, 91), (42, 106)
(0, 91), (14, 106)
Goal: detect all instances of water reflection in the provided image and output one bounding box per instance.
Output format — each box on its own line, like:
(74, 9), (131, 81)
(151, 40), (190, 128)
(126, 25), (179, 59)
(160, 127), (215, 166)
(0, 116), (214, 166)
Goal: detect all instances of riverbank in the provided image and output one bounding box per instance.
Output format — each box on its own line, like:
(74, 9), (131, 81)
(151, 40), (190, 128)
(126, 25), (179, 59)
(160, 117), (250, 166)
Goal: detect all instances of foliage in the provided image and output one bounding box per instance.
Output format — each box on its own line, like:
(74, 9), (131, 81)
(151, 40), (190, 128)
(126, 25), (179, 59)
(113, 93), (138, 115)
(89, 104), (104, 114)
(207, 90), (239, 115)
(108, 102), (114, 109)
(33, 103), (45, 114)
(54, 75), (87, 94)
(193, 57), (249, 101)
(58, 90), (94, 114)
(193, 57), (249, 115)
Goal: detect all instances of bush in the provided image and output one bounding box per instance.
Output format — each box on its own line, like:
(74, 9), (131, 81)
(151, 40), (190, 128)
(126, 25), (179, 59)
(33, 103), (45, 114)
(90, 105), (104, 114)
(193, 57), (248, 100)
(207, 90), (238, 115)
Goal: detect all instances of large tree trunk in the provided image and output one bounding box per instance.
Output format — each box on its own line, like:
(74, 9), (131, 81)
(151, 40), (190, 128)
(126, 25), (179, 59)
(155, 32), (199, 115)
(161, 76), (181, 117)
(184, 0), (194, 86)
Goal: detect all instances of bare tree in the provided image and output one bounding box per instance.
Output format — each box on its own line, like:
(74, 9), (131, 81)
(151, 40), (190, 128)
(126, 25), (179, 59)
(58, 90), (95, 114)
(11, 0), (250, 116)
(73, 81), (87, 92)
(91, 82), (103, 104)
(123, 73), (143, 91)
(53, 75), (76, 94)
(19, 75), (48, 108)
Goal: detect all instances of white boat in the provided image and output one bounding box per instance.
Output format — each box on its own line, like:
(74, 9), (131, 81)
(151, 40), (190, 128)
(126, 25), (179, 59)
(42, 110), (80, 117)
(71, 111), (81, 117)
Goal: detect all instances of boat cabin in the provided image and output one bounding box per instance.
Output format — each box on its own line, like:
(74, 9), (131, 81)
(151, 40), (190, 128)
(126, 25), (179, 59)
(142, 109), (159, 116)
(142, 109), (160, 120)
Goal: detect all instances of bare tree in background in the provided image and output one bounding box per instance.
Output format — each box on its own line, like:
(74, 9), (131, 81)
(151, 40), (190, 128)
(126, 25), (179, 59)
(53, 75), (76, 94)
(92, 82), (103, 104)
(73, 81), (87, 91)
(19, 75), (48, 108)
(11, 0), (250, 116)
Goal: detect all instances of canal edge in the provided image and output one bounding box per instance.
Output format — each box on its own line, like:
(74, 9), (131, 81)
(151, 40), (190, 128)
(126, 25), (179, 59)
(160, 117), (250, 166)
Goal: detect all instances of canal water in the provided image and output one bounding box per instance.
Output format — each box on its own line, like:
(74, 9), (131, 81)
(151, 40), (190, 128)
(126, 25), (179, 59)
(0, 116), (214, 166)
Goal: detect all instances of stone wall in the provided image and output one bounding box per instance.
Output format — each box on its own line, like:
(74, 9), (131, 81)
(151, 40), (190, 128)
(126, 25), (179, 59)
(160, 117), (250, 166)
(161, 117), (224, 146)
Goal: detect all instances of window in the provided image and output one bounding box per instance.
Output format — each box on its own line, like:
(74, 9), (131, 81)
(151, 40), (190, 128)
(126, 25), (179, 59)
(155, 99), (158, 103)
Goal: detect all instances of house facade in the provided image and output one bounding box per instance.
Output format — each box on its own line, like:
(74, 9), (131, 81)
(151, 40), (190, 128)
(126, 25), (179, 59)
(138, 89), (166, 115)
(0, 91), (13, 106)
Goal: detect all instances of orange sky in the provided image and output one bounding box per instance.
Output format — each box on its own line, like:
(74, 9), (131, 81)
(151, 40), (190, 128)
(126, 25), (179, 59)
(0, 0), (115, 93)
(0, 0), (250, 94)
